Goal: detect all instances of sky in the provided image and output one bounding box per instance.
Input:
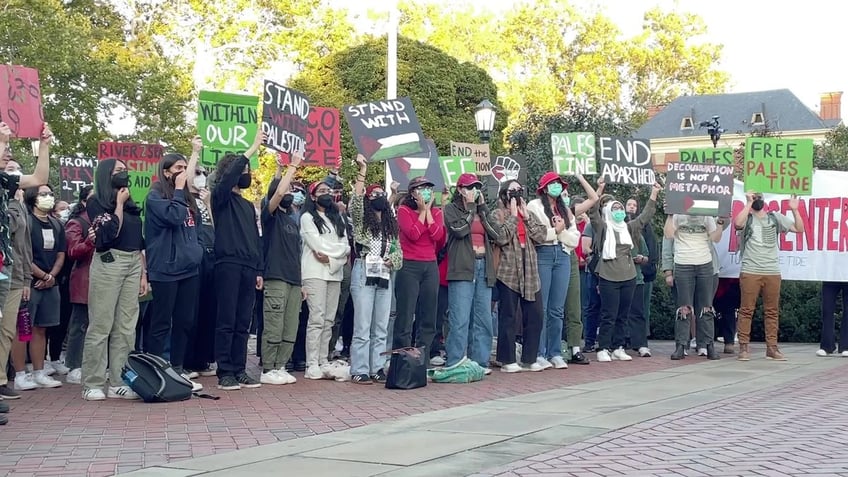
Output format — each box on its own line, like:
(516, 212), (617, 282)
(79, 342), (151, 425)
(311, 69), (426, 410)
(347, 0), (847, 113)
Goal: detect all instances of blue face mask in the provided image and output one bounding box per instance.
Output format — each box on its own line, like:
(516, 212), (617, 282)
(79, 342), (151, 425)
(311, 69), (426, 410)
(546, 183), (563, 198)
(420, 189), (433, 203)
(562, 196), (571, 207)
(292, 191), (305, 206)
(611, 210), (626, 223)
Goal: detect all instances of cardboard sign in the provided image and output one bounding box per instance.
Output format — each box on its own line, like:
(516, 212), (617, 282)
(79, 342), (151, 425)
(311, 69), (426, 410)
(450, 141), (491, 177)
(439, 156), (477, 187)
(344, 97), (427, 162)
(551, 132), (597, 175)
(98, 142), (164, 217)
(487, 154), (528, 199)
(59, 156), (98, 203)
(665, 162), (734, 216)
(597, 137), (655, 185)
(278, 107), (341, 168)
(261, 80), (309, 156)
(197, 90), (259, 168)
(679, 147), (734, 166)
(388, 139), (446, 193)
(0, 66), (45, 138)
(744, 138), (813, 195)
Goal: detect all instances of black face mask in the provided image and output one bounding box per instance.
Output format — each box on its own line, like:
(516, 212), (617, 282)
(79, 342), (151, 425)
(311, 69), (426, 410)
(316, 194), (334, 209)
(371, 196), (389, 211)
(751, 199), (765, 211)
(508, 189), (523, 200)
(626, 212), (637, 221)
(280, 194), (294, 209)
(238, 173), (252, 189)
(111, 171), (130, 189)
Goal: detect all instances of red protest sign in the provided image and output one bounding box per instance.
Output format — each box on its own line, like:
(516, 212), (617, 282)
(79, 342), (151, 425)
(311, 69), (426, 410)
(278, 107), (341, 168)
(0, 66), (45, 138)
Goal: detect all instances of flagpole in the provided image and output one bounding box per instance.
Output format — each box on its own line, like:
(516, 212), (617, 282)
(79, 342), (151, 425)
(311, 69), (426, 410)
(385, 0), (398, 192)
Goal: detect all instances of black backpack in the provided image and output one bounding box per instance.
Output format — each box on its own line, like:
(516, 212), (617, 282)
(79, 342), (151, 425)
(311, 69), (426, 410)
(121, 352), (193, 403)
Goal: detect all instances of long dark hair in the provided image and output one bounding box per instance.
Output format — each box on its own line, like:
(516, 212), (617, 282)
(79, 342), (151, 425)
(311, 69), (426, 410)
(266, 178), (292, 214)
(23, 184), (52, 213)
(497, 179), (522, 209)
(363, 195), (398, 239)
(303, 182), (345, 238)
(150, 153), (198, 215)
(537, 187), (571, 228)
(93, 158), (140, 214)
(70, 185), (94, 220)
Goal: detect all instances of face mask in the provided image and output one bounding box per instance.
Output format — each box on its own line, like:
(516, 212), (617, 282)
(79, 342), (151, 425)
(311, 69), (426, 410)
(36, 196), (55, 212)
(59, 209), (71, 223)
(371, 196), (389, 211)
(546, 183), (563, 198)
(562, 196), (571, 207)
(420, 189), (432, 203)
(751, 199), (765, 211)
(626, 212), (637, 222)
(111, 171), (130, 189)
(292, 191), (305, 206)
(611, 210), (626, 223)
(316, 194), (334, 209)
(193, 174), (207, 190)
(280, 194), (294, 209)
(508, 188), (523, 200)
(7, 170), (21, 177)
(238, 173), (252, 189)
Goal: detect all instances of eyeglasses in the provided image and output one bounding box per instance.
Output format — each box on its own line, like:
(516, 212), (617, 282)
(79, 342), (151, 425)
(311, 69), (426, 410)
(38, 191), (54, 197)
(416, 186), (434, 193)
(369, 191), (386, 199)
(465, 184), (481, 191)
(314, 188), (331, 195)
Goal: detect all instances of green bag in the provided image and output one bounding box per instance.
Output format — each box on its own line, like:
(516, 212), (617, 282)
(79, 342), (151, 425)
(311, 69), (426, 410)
(427, 357), (485, 384)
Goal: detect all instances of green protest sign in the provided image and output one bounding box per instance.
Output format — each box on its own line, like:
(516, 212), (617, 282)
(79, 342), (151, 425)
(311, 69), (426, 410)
(198, 90), (259, 168)
(744, 138), (813, 195)
(679, 147), (734, 165)
(439, 156), (476, 187)
(551, 132), (596, 175)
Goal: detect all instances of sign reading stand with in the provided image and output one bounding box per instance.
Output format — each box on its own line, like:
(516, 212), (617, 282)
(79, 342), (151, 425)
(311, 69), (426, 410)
(261, 80), (310, 158)
(343, 97), (427, 162)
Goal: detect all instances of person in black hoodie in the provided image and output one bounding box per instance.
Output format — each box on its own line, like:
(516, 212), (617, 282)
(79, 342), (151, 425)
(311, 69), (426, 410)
(211, 131), (265, 391)
(144, 137), (204, 391)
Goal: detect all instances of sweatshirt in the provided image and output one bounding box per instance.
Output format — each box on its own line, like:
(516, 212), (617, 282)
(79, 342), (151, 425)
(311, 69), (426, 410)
(144, 187), (203, 282)
(211, 155), (263, 271)
(397, 205), (446, 262)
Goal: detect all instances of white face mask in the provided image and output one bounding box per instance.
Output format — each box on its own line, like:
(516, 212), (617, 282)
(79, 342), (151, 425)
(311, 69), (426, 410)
(59, 209), (71, 222)
(7, 170), (21, 177)
(36, 195), (55, 212)
(193, 174), (207, 190)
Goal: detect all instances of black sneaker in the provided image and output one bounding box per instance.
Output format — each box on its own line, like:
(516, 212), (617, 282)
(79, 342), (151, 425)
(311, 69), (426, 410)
(0, 385), (20, 400)
(583, 344), (598, 353)
(285, 360), (294, 372)
(217, 375), (241, 391)
(0, 414), (6, 425)
(351, 374), (372, 385)
(372, 369), (387, 383)
(569, 352), (591, 365)
(0, 401), (8, 413)
(294, 361), (307, 372)
(236, 373), (262, 388)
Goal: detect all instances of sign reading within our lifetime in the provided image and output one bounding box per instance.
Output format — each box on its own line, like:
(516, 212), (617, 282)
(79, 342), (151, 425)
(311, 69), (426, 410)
(197, 90), (259, 168)
(597, 137), (655, 185)
(343, 97), (427, 162)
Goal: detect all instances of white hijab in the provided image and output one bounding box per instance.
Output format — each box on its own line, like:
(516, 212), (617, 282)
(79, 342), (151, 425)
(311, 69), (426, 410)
(602, 201), (633, 260)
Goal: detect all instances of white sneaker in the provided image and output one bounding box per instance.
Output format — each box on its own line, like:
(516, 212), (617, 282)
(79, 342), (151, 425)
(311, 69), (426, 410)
(50, 361), (70, 375)
(816, 349), (829, 357)
(14, 373), (38, 391)
(612, 348), (632, 361)
(698, 348), (708, 357)
(842, 351), (848, 358)
(500, 363), (523, 373)
(260, 370), (287, 385)
(43, 361), (56, 376)
(429, 356), (446, 367)
(107, 386), (140, 400)
(597, 350), (612, 362)
(483, 368), (492, 375)
(304, 365), (324, 380)
(277, 369), (297, 384)
(66, 368), (82, 384)
(689, 338), (697, 349)
(33, 371), (62, 388)
(549, 356), (568, 369)
(83, 388), (106, 401)
(180, 374), (203, 392)
(638, 347), (652, 358)
(184, 370), (200, 379)
(536, 357), (553, 370)
(526, 362), (545, 372)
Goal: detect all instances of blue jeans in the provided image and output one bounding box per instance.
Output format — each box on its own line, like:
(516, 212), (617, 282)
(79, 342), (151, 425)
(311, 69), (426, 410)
(582, 270), (601, 348)
(536, 245), (570, 359)
(446, 258), (493, 367)
(350, 259), (392, 376)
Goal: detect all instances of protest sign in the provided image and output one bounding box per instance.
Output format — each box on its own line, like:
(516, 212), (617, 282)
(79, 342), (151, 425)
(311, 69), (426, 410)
(0, 65), (44, 138)
(388, 139), (446, 194)
(714, 170), (848, 281)
(344, 97), (427, 162)
(597, 137), (655, 185)
(97, 142), (164, 217)
(278, 107), (341, 168)
(679, 147), (734, 165)
(261, 80), (309, 157)
(551, 132), (597, 175)
(198, 90), (259, 168)
(59, 156), (98, 202)
(439, 156), (477, 187)
(450, 141), (491, 177)
(744, 137), (813, 195)
(665, 162), (734, 216)
(487, 154), (528, 199)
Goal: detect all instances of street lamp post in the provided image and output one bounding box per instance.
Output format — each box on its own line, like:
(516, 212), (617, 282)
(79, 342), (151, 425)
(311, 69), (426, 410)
(474, 99), (496, 144)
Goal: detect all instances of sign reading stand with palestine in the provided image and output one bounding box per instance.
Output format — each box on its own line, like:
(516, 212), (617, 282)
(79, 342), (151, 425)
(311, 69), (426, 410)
(261, 80), (309, 158)
(665, 160), (734, 216)
(597, 137), (655, 185)
(97, 142), (164, 218)
(744, 137), (813, 195)
(198, 90), (259, 168)
(551, 132), (597, 175)
(343, 97), (427, 162)
(0, 65), (45, 138)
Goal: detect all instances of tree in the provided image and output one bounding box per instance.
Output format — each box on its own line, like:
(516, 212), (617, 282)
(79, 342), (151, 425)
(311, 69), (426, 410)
(815, 124), (848, 170)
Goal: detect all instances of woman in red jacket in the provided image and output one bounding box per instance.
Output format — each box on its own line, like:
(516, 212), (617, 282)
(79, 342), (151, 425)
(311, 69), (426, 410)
(63, 186), (95, 384)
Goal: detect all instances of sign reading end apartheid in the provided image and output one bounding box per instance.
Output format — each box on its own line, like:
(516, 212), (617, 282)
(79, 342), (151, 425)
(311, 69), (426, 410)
(97, 142), (164, 218)
(59, 156), (98, 202)
(278, 107), (341, 168)
(261, 80), (309, 158)
(0, 65), (45, 138)
(343, 97), (427, 162)
(680, 147), (735, 165)
(198, 90), (259, 168)
(597, 137), (655, 185)
(665, 162), (734, 216)
(450, 142), (491, 177)
(551, 132), (597, 175)
(744, 137), (813, 195)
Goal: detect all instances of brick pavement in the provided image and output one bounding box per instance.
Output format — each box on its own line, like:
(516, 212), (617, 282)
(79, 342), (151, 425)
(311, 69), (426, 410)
(471, 360), (848, 477)
(0, 342), (685, 476)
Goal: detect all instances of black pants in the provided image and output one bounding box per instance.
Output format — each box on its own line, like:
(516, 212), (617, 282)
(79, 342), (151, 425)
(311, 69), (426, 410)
(628, 283), (647, 349)
(329, 262), (352, 359)
(290, 301), (308, 365)
(821, 281), (848, 353)
(135, 301), (152, 352)
(393, 260), (439, 356)
(147, 275), (200, 369)
(434, 284), (448, 356)
(185, 251), (217, 370)
(597, 277), (636, 351)
(714, 279), (740, 345)
(215, 263), (256, 377)
(496, 281), (542, 365)
(47, 276), (73, 361)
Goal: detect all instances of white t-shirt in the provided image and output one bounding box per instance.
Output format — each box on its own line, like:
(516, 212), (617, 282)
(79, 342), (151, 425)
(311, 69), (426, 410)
(673, 215), (716, 266)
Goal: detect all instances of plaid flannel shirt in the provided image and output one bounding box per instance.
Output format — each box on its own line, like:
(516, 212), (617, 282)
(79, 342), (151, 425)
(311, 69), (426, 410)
(489, 207), (548, 301)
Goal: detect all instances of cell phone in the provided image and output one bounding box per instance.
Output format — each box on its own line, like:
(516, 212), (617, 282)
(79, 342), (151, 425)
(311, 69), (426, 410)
(100, 251), (115, 264)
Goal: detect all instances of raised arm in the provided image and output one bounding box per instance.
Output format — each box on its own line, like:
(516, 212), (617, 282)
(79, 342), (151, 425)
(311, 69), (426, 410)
(735, 192), (754, 230)
(186, 136), (202, 186)
(20, 123), (53, 189)
(787, 194), (804, 233)
(573, 174), (600, 216)
(353, 154), (367, 197)
(268, 151), (301, 212)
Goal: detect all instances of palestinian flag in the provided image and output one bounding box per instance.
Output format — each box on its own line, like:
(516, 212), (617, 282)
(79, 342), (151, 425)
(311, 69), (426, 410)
(361, 133), (425, 162)
(684, 197), (720, 216)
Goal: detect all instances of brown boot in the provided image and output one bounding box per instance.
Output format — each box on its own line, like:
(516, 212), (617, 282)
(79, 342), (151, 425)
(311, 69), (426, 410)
(723, 343), (735, 354)
(737, 343), (750, 361)
(766, 346), (787, 361)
